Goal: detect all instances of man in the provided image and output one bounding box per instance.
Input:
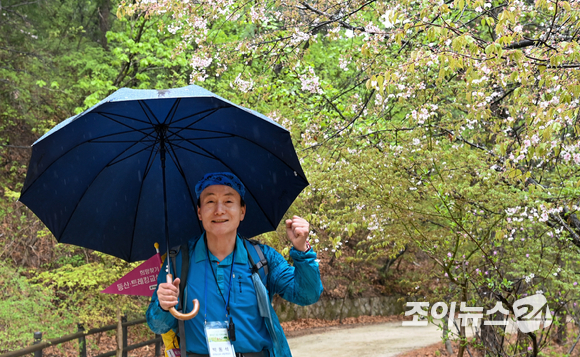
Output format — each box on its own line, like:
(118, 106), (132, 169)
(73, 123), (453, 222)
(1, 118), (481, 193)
(147, 172), (323, 357)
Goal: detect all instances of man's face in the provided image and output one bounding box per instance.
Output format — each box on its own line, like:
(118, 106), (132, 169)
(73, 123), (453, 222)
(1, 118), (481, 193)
(197, 185), (245, 239)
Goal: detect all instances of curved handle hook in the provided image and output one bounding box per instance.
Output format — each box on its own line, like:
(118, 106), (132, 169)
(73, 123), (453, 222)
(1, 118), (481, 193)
(166, 273), (200, 321)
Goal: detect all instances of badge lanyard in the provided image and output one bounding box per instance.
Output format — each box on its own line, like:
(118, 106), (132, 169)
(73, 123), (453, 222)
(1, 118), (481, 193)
(204, 238), (236, 341)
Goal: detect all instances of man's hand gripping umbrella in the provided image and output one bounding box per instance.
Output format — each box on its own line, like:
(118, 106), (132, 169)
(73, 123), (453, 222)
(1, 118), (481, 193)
(163, 274), (199, 320)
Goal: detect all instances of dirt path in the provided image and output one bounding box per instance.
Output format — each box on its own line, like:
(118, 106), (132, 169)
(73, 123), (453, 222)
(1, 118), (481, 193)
(287, 320), (474, 357)
(287, 321), (442, 357)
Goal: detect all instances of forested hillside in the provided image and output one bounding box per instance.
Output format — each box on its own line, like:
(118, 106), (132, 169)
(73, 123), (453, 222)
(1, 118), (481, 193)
(2, 0), (580, 355)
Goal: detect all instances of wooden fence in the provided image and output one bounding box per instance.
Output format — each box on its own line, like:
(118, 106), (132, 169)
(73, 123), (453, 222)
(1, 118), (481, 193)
(0, 316), (162, 357)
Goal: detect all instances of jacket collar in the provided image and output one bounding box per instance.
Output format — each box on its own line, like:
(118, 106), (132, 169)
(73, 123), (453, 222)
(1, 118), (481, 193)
(194, 233), (248, 265)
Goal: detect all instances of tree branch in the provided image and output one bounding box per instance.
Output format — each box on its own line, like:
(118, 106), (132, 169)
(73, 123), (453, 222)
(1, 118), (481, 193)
(299, 1), (376, 33)
(504, 39), (539, 49)
(437, 126), (500, 159)
(550, 212), (580, 248)
(490, 85), (518, 107)
(113, 17), (147, 87)
(0, 143), (31, 149)
(4, 0), (40, 8)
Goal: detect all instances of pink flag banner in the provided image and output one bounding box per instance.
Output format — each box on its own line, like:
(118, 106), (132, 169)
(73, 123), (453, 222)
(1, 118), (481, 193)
(101, 253), (162, 297)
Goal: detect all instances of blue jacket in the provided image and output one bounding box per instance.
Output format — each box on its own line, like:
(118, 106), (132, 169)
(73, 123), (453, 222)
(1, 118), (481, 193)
(147, 235), (323, 357)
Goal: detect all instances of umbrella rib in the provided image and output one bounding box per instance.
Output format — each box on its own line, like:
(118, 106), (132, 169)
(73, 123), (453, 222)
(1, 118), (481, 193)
(166, 108), (220, 129)
(92, 140), (158, 143)
(128, 138), (159, 261)
(87, 129), (156, 143)
(167, 133), (278, 230)
(164, 142), (220, 161)
(167, 134), (234, 141)
(165, 141), (204, 236)
(106, 142), (157, 167)
(85, 129), (154, 142)
(96, 112), (159, 139)
(94, 111), (151, 125)
(56, 139), (156, 245)
(164, 98), (181, 125)
(139, 100), (160, 124)
(138, 151), (161, 191)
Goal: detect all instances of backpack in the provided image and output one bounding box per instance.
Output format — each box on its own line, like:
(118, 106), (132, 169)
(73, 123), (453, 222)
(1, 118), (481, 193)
(165, 237), (269, 357)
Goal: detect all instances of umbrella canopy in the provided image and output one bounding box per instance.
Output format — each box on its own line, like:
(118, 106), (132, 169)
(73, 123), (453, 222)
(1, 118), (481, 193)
(20, 85), (308, 262)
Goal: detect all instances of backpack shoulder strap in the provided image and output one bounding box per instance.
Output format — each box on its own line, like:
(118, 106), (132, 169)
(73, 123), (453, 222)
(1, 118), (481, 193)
(168, 244), (182, 280)
(178, 243), (189, 310)
(177, 242), (189, 357)
(250, 239), (269, 277)
(243, 238), (268, 285)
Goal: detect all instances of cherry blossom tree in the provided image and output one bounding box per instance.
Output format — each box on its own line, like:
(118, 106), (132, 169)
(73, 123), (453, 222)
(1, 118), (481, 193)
(117, 0), (580, 354)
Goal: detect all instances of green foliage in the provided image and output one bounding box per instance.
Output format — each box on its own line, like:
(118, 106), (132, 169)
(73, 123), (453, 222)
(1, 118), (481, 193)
(0, 265), (76, 352)
(1, 0), (580, 353)
(0, 252), (149, 352)
(31, 248), (150, 327)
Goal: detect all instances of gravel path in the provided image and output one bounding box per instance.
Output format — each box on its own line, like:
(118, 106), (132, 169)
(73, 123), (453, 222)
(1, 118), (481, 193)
(287, 320), (473, 357)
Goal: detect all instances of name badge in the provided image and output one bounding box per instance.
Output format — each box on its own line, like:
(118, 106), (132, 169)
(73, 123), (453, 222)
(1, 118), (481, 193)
(166, 349), (181, 357)
(204, 321), (235, 357)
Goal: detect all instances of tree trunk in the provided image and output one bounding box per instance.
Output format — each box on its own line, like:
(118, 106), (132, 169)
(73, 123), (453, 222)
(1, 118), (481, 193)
(457, 339), (466, 357)
(479, 309), (507, 355)
(98, 0), (112, 49)
(443, 317), (454, 355)
(555, 310), (566, 345)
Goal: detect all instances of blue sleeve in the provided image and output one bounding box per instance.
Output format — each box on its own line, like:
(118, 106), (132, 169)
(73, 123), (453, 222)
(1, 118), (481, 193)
(265, 246), (323, 306)
(146, 260), (178, 334)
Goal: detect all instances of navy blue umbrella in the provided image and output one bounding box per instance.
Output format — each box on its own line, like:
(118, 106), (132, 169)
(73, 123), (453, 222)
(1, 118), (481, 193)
(20, 85), (308, 262)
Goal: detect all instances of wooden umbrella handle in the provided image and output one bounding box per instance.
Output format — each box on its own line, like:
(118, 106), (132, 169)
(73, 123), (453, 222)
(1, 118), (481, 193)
(166, 273), (200, 321)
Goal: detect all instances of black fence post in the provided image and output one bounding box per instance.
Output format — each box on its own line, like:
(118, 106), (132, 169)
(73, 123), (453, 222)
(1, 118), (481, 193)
(155, 334), (161, 357)
(78, 323), (87, 357)
(33, 331), (43, 357)
(122, 315), (128, 357)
